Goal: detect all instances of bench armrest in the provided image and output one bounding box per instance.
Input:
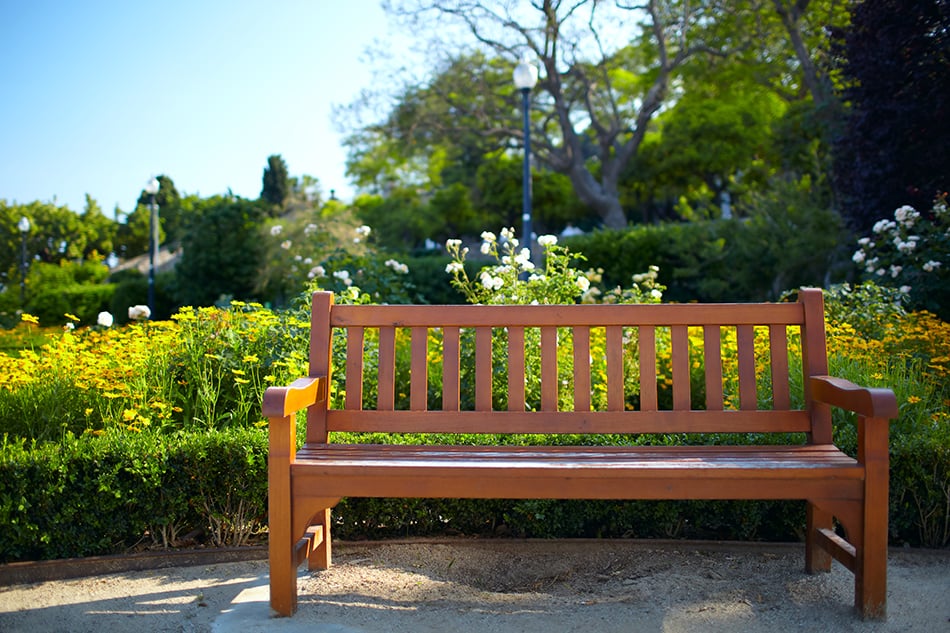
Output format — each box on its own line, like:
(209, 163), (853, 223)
(262, 376), (328, 419)
(810, 376), (899, 420)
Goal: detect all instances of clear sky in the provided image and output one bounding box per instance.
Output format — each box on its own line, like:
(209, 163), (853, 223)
(0, 0), (397, 215)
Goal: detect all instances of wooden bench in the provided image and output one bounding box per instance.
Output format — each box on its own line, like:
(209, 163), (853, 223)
(263, 288), (897, 619)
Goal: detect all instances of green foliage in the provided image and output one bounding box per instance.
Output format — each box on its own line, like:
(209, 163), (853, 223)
(261, 154), (291, 208)
(0, 428), (268, 561)
(108, 269), (177, 323)
(850, 196), (950, 320)
(28, 284), (115, 327)
(133, 175), (184, 244)
(174, 196), (268, 306)
(352, 189), (444, 251)
(567, 180), (846, 302)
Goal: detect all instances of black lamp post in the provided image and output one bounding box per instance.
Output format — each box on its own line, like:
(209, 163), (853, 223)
(513, 53), (539, 259)
(145, 176), (160, 316)
(17, 216), (30, 305)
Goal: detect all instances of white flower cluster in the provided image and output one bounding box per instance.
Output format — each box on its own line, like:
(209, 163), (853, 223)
(270, 225), (283, 236)
(354, 225), (372, 243)
(852, 200), (948, 296)
(97, 311), (114, 328)
(307, 265), (326, 279)
(537, 234), (558, 248)
(479, 270), (504, 291)
(333, 270), (353, 286)
(128, 305), (151, 321)
(385, 259), (409, 274)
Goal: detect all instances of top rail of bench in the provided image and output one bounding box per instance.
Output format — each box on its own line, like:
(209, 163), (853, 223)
(328, 301), (807, 328)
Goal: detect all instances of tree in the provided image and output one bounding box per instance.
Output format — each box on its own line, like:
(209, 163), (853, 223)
(79, 194), (117, 259)
(365, 1), (739, 229)
(136, 175), (183, 243)
(261, 154), (290, 208)
(174, 196), (268, 306)
(831, 0), (950, 230)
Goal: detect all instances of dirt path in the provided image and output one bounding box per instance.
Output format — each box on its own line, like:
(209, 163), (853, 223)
(1, 540), (948, 632)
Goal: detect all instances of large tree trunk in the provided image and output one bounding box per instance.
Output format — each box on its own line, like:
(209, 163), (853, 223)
(566, 163), (627, 230)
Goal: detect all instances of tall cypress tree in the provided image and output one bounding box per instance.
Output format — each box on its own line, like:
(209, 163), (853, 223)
(261, 154), (290, 208)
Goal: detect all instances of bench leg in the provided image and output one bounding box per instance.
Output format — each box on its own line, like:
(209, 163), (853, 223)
(805, 502), (832, 573)
(308, 507), (333, 570)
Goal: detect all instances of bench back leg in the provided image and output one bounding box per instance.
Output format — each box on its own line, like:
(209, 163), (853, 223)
(308, 507), (333, 570)
(805, 502), (833, 573)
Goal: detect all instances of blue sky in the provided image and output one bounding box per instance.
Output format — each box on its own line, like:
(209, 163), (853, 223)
(0, 1), (397, 215)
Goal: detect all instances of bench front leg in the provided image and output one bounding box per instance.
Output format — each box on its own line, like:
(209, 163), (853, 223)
(856, 414), (889, 620)
(268, 412), (297, 616)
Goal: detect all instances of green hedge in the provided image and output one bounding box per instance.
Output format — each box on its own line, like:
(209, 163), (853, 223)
(565, 212), (846, 303)
(27, 284), (115, 325)
(0, 428), (267, 562)
(1, 424), (944, 563)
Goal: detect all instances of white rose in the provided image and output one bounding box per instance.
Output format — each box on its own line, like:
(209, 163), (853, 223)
(128, 305), (151, 321)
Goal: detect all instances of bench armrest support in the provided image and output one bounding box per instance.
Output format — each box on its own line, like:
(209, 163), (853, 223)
(263, 376), (328, 419)
(810, 376), (898, 421)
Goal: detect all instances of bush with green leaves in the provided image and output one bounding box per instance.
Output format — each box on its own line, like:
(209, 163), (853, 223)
(850, 195), (949, 319)
(0, 428), (268, 561)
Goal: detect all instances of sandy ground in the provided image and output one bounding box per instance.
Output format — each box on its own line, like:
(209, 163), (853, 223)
(0, 540), (948, 632)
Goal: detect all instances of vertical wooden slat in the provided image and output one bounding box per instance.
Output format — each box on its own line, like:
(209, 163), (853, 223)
(540, 326), (558, 411)
(671, 325), (691, 410)
(308, 292), (334, 443)
(606, 326), (624, 411)
(573, 326), (591, 411)
(508, 327), (526, 411)
(800, 288), (832, 444)
(377, 326), (396, 411)
(639, 326), (658, 411)
(442, 327), (461, 411)
(410, 327), (428, 411)
(737, 324), (757, 410)
(475, 327), (493, 411)
(703, 325), (723, 411)
(345, 326), (364, 411)
(769, 324), (791, 410)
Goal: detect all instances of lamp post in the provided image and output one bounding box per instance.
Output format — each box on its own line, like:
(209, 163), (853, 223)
(145, 176), (160, 316)
(17, 216), (30, 306)
(513, 53), (538, 260)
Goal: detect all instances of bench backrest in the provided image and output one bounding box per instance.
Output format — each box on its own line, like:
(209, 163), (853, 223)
(305, 288), (831, 444)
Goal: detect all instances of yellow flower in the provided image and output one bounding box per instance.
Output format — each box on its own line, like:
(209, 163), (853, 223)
(64, 313), (80, 322)
(21, 313), (39, 325)
(242, 354), (259, 363)
(231, 369), (246, 376)
(234, 377), (250, 385)
(906, 395), (921, 404)
(122, 408), (137, 422)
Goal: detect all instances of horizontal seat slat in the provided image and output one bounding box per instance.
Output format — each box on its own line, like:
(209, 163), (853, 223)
(296, 443), (859, 472)
(326, 409), (812, 434)
(330, 302), (805, 328)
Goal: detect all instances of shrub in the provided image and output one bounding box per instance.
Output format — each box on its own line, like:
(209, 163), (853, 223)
(850, 195), (950, 320)
(0, 428), (268, 561)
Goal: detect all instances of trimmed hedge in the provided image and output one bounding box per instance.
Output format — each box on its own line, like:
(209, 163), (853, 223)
(1, 424), (944, 563)
(0, 428), (267, 562)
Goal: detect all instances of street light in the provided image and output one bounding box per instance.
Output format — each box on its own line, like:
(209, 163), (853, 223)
(17, 216), (30, 305)
(145, 176), (160, 316)
(513, 53), (539, 261)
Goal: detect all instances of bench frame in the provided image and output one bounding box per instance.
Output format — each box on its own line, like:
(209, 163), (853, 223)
(263, 288), (897, 619)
